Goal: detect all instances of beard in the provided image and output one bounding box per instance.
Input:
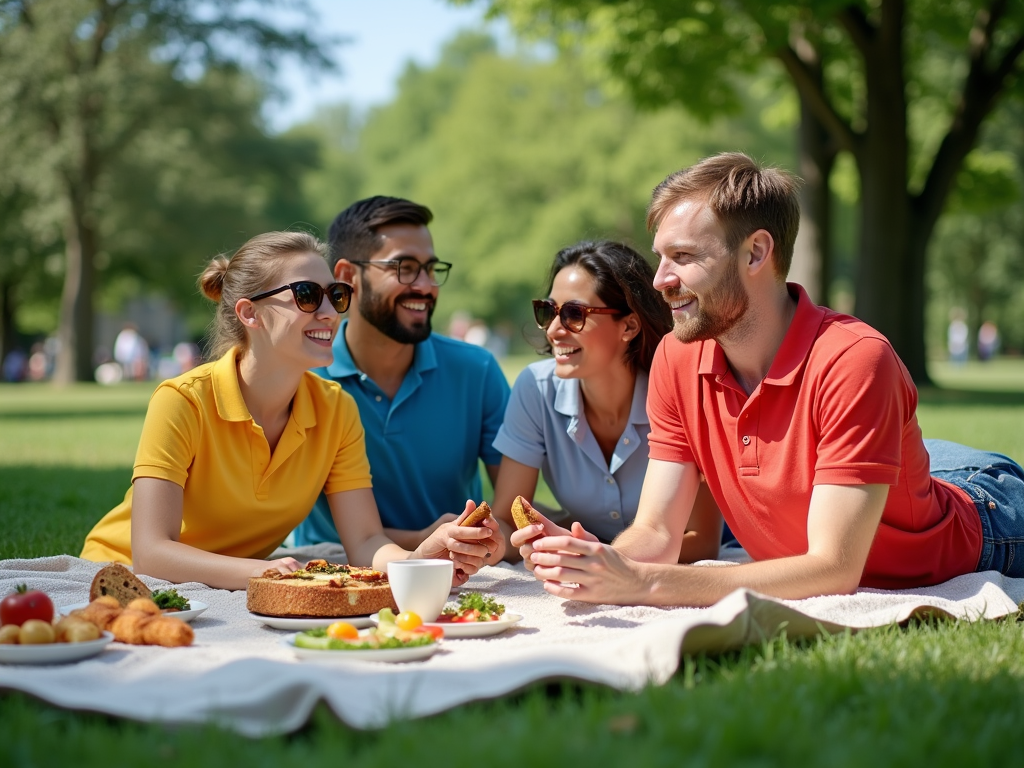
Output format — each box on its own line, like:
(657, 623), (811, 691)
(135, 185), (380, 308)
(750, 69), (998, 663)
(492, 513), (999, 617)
(358, 274), (434, 344)
(665, 258), (749, 344)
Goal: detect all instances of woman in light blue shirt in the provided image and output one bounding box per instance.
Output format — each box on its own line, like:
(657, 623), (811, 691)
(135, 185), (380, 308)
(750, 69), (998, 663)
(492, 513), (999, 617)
(492, 240), (721, 562)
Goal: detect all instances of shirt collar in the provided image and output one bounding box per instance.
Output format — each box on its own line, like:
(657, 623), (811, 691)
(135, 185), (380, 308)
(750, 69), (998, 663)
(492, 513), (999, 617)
(552, 369), (650, 432)
(212, 347), (251, 422)
(696, 283), (824, 388)
(325, 318), (438, 379)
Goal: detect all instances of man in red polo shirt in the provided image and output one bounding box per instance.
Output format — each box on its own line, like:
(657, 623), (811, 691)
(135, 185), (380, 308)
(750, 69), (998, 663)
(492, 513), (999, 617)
(512, 152), (1024, 605)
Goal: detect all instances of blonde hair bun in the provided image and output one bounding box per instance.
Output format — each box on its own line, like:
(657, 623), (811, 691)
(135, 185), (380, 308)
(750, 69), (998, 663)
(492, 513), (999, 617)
(198, 257), (230, 302)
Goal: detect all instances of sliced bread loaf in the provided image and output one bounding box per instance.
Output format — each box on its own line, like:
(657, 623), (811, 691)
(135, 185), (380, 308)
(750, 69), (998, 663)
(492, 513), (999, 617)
(90, 563), (152, 606)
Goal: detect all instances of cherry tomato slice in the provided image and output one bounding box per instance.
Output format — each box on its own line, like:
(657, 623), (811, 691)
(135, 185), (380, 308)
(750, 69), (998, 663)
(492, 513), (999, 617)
(414, 625), (444, 641)
(396, 611), (423, 631)
(326, 621), (359, 640)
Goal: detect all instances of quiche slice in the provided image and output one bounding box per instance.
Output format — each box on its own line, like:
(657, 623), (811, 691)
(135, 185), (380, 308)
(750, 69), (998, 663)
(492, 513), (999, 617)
(246, 559), (398, 618)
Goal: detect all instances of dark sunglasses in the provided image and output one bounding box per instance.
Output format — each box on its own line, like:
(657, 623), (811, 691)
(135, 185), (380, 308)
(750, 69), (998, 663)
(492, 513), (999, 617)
(532, 299), (626, 333)
(249, 281), (352, 314)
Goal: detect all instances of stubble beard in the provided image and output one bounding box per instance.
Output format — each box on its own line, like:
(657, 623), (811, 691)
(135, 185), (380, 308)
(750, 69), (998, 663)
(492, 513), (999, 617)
(667, 258), (749, 344)
(358, 274), (434, 344)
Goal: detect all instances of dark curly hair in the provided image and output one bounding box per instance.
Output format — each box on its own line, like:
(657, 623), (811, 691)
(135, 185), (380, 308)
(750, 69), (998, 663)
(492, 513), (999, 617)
(539, 240), (671, 372)
(326, 196), (433, 269)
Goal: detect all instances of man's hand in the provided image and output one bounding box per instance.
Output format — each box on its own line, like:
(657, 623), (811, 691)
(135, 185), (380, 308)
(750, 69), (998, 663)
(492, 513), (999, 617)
(528, 533), (649, 604)
(510, 508), (599, 572)
(415, 500), (500, 584)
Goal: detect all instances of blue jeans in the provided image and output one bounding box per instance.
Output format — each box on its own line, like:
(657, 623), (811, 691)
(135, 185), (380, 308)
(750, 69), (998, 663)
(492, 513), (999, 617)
(926, 439), (1024, 576)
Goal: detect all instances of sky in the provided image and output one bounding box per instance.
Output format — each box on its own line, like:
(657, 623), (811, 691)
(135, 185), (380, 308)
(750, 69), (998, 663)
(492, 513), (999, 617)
(263, 0), (504, 131)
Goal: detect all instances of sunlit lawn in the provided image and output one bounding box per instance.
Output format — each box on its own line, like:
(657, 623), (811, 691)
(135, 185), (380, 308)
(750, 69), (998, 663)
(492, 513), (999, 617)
(2, 358), (1024, 766)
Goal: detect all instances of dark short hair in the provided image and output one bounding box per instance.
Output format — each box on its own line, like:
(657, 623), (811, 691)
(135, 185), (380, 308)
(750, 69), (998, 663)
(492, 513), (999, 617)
(647, 152), (801, 280)
(326, 196), (433, 269)
(540, 241), (671, 372)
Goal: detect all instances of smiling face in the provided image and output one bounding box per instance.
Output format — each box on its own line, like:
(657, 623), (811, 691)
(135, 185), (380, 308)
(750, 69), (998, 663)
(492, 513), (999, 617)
(545, 266), (635, 380)
(354, 223), (439, 345)
(652, 201), (749, 344)
(244, 251), (340, 370)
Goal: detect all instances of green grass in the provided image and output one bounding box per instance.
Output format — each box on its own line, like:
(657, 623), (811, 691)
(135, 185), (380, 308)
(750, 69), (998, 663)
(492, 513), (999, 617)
(3, 361), (1024, 765)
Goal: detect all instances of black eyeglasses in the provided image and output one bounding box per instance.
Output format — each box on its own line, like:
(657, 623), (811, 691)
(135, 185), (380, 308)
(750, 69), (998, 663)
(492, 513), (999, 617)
(348, 257), (453, 286)
(532, 299), (626, 333)
(249, 281), (352, 313)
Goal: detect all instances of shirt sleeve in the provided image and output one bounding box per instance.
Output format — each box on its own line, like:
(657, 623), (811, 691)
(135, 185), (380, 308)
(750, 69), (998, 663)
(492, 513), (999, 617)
(646, 339), (697, 465)
(813, 338), (911, 486)
(492, 366), (547, 469)
(132, 384), (200, 487)
(324, 393), (374, 495)
(477, 353), (511, 467)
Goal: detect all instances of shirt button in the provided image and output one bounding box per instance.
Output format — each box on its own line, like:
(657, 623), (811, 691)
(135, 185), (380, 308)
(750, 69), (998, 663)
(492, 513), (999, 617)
(375, 395), (382, 402)
(988, 501), (997, 510)
(623, 438), (630, 445)
(606, 476), (614, 484)
(742, 435), (751, 446)
(360, 373), (367, 380)
(610, 510), (621, 520)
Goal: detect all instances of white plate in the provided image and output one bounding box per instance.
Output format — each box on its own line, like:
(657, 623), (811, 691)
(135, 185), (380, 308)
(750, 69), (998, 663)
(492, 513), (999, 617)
(0, 632), (114, 665)
(60, 601), (208, 624)
(250, 613), (375, 631)
(281, 632), (439, 663)
(371, 612), (524, 638)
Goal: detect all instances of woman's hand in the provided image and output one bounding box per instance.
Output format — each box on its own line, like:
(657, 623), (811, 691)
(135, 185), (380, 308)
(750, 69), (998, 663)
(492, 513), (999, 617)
(511, 507), (599, 572)
(251, 557), (301, 578)
(416, 500), (500, 584)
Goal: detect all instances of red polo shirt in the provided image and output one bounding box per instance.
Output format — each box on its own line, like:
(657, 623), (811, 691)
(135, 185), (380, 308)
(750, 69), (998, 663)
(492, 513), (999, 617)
(647, 284), (982, 589)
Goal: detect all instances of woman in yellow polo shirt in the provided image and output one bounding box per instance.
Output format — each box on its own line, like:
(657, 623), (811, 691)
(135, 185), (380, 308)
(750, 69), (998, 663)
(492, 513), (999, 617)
(82, 231), (497, 589)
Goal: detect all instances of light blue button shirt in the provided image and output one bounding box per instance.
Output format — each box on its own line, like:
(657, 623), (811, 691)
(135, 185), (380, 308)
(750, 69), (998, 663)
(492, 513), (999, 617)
(493, 358), (650, 543)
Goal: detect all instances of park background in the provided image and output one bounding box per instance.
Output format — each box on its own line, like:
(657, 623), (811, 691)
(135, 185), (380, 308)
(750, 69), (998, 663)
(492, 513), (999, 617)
(3, 0), (1024, 764)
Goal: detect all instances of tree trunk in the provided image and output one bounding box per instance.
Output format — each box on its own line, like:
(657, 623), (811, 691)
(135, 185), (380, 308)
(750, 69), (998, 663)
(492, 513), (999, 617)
(53, 185), (97, 384)
(0, 274), (16, 365)
(791, 96), (836, 305)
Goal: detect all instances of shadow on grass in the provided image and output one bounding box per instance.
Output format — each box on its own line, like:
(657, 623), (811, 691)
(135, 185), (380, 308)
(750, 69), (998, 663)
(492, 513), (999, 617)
(0, 465), (130, 559)
(917, 386), (1024, 407)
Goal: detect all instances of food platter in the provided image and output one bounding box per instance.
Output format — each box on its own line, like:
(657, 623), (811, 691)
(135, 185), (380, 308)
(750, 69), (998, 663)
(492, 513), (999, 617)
(371, 612), (524, 639)
(250, 613), (376, 631)
(280, 632), (439, 663)
(0, 631), (114, 665)
(61, 601), (209, 624)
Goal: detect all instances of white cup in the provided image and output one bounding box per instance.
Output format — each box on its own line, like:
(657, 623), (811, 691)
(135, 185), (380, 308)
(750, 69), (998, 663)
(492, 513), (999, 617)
(386, 559), (453, 621)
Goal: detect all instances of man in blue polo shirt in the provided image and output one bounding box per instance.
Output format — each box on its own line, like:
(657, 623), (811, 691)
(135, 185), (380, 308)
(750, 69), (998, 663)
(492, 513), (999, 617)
(293, 196), (511, 551)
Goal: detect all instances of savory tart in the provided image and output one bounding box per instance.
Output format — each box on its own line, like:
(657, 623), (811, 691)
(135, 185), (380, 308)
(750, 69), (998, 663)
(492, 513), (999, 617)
(246, 559), (398, 618)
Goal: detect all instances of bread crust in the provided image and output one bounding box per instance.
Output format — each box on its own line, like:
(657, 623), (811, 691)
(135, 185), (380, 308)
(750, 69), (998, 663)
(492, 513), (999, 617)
(246, 563), (398, 618)
(460, 501), (492, 527)
(90, 563), (152, 606)
(510, 496), (542, 530)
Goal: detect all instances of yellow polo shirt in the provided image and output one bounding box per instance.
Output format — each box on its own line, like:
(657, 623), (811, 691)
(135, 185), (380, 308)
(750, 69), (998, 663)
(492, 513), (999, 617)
(81, 348), (372, 565)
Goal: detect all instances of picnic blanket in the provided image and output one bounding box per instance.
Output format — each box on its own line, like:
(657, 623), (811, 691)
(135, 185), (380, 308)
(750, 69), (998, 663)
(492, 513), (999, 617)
(1, 551), (1022, 735)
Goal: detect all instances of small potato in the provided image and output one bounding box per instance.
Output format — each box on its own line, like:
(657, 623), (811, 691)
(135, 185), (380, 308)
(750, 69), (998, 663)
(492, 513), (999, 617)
(126, 598), (160, 616)
(63, 620), (101, 643)
(0, 625), (20, 644)
(54, 616), (98, 642)
(19, 619), (56, 645)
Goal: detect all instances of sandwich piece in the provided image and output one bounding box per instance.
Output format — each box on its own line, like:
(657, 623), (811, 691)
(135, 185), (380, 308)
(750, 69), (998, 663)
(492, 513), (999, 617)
(459, 501), (493, 527)
(89, 563), (152, 606)
(510, 495), (542, 530)
(247, 562), (398, 618)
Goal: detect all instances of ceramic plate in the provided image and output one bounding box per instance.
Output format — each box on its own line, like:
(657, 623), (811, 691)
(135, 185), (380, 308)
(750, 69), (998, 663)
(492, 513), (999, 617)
(61, 601), (208, 624)
(0, 632), (114, 665)
(281, 632), (439, 663)
(371, 612), (524, 639)
(250, 613), (375, 630)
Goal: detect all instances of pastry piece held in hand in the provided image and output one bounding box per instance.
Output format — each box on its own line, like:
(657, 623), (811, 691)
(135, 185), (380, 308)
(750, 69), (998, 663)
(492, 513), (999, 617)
(460, 501), (493, 527)
(510, 496), (542, 530)
(90, 563), (152, 606)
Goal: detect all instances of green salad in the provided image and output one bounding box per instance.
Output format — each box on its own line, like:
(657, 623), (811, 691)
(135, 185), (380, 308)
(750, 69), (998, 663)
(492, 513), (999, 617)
(150, 588), (190, 611)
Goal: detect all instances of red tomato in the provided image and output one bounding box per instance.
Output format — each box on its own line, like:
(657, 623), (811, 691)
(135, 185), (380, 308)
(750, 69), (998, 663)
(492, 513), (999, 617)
(414, 625), (444, 641)
(0, 584), (54, 627)
(452, 609), (480, 623)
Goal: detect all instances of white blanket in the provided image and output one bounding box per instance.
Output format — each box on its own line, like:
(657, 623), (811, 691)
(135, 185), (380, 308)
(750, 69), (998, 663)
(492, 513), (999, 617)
(1, 553), (1021, 735)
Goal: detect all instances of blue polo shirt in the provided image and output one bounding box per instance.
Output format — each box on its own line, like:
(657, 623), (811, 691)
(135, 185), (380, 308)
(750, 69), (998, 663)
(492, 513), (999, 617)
(293, 320), (510, 543)
(493, 359), (651, 543)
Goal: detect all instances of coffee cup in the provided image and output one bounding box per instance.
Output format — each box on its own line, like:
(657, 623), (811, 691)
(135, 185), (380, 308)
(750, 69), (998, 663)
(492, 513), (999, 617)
(386, 559), (453, 621)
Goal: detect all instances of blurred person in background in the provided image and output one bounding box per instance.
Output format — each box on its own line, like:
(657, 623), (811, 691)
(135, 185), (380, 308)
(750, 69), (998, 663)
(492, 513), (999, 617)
(114, 324), (150, 381)
(978, 321), (999, 362)
(491, 240), (723, 564)
(292, 196), (510, 551)
(81, 231), (496, 589)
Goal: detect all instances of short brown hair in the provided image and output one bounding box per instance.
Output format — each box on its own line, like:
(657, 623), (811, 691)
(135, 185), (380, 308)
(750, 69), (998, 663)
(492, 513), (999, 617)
(326, 196), (433, 269)
(646, 153), (802, 279)
(198, 231), (327, 359)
